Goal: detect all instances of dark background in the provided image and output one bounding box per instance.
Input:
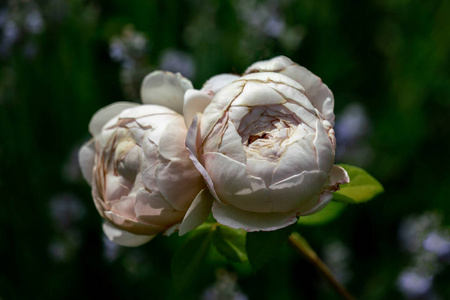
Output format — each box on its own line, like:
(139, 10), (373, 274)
(1, 0), (449, 299)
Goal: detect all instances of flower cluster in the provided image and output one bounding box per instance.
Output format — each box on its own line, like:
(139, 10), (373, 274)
(79, 56), (349, 246)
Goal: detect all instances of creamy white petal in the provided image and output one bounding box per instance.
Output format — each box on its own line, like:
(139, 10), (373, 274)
(78, 139), (95, 186)
(212, 200), (298, 232)
(202, 74), (239, 94)
(140, 71), (193, 114)
(155, 158), (205, 211)
(200, 81), (247, 139)
(185, 114), (220, 201)
(244, 56), (335, 125)
(298, 192), (333, 216)
(157, 116), (188, 160)
(183, 89), (213, 127)
(238, 72), (305, 92)
(217, 121), (246, 164)
(268, 82), (315, 112)
(313, 120), (334, 173)
(246, 158), (277, 187)
(232, 81), (287, 106)
(203, 152), (271, 213)
(272, 130), (318, 184)
(244, 55), (294, 74)
(328, 165), (350, 185)
(282, 65), (335, 125)
(102, 221), (154, 247)
(179, 189), (214, 236)
(89, 102), (139, 136)
(268, 171), (328, 212)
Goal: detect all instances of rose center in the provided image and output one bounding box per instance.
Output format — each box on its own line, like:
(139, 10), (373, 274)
(248, 133), (270, 145)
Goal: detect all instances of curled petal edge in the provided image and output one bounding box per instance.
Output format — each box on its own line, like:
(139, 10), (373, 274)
(89, 102), (139, 136)
(212, 201), (298, 232)
(78, 139), (95, 186)
(179, 189), (214, 236)
(185, 113), (220, 201)
(102, 221), (155, 247)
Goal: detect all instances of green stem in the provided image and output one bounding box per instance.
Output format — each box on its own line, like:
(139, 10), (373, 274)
(288, 232), (356, 300)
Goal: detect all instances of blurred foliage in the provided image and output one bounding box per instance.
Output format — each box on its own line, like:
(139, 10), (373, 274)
(1, 0), (449, 299)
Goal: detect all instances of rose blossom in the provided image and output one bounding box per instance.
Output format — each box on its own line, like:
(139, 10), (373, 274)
(184, 56), (349, 232)
(79, 71), (211, 246)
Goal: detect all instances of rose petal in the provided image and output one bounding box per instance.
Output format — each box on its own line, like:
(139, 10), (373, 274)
(201, 74), (239, 94)
(102, 221), (154, 247)
(183, 89), (213, 127)
(238, 72), (305, 93)
(78, 139), (95, 185)
(89, 102), (139, 136)
(203, 152), (271, 213)
(140, 71), (193, 115)
(244, 55), (294, 74)
(244, 56), (335, 125)
(328, 165), (350, 185)
(212, 200), (298, 232)
(246, 158), (277, 187)
(313, 120), (334, 174)
(157, 116), (189, 160)
(217, 121), (246, 164)
(104, 211), (166, 235)
(268, 171), (328, 212)
(298, 192), (333, 216)
(231, 81), (287, 106)
(155, 158), (205, 211)
(134, 188), (186, 227)
(179, 189), (214, 236)
(282, 65), (335, 125)
(272, 129), (318, 184)
(200, 81), (247, 139)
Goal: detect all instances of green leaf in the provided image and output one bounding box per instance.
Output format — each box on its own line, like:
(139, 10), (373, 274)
(298, 201), (346, 225)
(246, 223), (297, 271)
(213, 225), (248, 263)
(171, 224), (215, 293)
(333, 164), (384, 204)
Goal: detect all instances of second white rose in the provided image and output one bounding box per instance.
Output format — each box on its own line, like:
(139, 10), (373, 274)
(185, 56), (350, 232)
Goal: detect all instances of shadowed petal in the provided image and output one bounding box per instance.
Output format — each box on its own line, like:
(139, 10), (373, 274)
(212, 201), (298, 232)
(79, 139), (95, 185)
(179, 189), (214, 236)
(269, 171), (328, 212)
(102, 221), (154, 247)
(203, 152), (270, 213)
(313, 120), (334, 173)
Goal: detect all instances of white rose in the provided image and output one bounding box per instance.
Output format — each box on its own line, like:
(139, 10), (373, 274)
(184, 56), (349, 232)
(79, 71), (212, 246)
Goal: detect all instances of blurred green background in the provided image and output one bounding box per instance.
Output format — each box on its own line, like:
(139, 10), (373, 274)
(1, 0), (450, 299)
